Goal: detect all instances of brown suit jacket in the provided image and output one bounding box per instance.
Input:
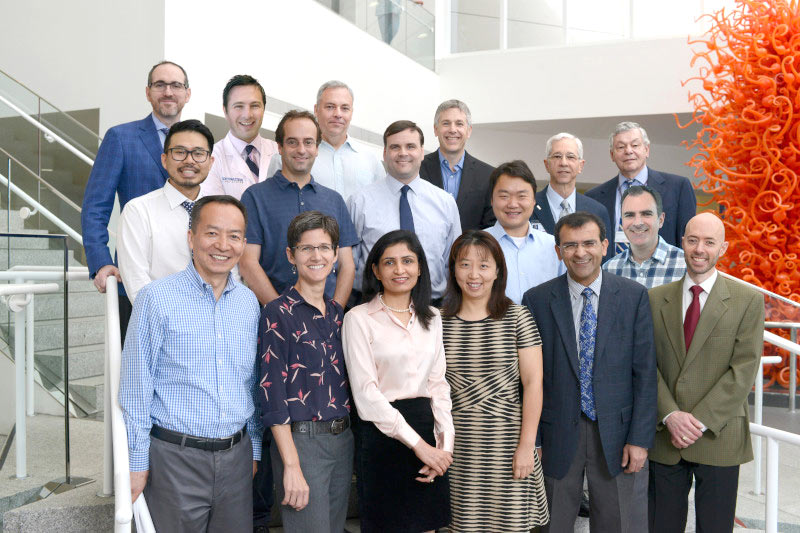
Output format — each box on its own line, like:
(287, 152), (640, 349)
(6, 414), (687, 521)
(648, 274), (764, 466)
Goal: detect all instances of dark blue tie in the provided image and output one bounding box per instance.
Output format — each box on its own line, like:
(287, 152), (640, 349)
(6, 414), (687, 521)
(244, 144), (260, 177)
(159, 127), (169, 148)
(399, 185), (415, 233)
(579, 287), (597, 421)
(181, 200), (195, 229)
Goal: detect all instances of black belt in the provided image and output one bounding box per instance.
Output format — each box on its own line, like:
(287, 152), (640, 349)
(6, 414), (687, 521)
(291, 416), (350, 436)
(150, 425), (245, 451)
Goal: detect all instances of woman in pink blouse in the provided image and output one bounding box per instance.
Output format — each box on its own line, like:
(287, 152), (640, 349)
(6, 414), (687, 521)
(342, 229), (454, 533)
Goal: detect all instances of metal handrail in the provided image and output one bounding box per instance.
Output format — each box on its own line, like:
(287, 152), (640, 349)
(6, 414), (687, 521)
(750, 423), (800, 533)
(719, 271), (800, 309)
(0, 145), (83, 214)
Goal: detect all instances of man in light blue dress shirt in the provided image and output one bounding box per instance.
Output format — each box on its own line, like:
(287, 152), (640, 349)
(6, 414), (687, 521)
(484, 160), (564, 303)
(347, 120), (461, 302)
(120, 196), (262, 532)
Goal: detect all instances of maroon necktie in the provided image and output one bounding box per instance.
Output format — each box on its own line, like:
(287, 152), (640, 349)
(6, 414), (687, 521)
(684, 285), (704, 351)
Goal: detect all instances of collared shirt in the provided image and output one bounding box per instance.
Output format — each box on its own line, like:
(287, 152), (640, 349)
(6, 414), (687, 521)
(117, 181), (200, 302)
(682, 268), (718, 319)
(119, 261), (262, 471)
(203, 132), (280, 199)
(240, 171), (358, 299)
(485, 221), (564, 304)
(258, 287), (350, 427)
(546, 185), (576, 223)
(266, 135), (384, 201)
(342, 297), (454, 452)
(438, 149), (465, 199)
(603, 236), (686, 289)
(347, 175), (461, 298)
(151, 114), (169, 147)
(615, 166), (649, 230)
(567, 271), (602, 347)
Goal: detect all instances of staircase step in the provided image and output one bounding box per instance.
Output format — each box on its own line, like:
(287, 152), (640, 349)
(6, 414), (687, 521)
(3, 315), (105, 352)
(0, 229), (53, 249)
(0, 289), (103, 324)
(37, 344), (105, 381)
(0, 248), (82, 268)
(69, 375), (104, 411)
(2, 483), (113, 532)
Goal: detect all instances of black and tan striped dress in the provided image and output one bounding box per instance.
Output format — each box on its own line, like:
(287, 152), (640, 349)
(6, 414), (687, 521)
(442, 304), (549, 532)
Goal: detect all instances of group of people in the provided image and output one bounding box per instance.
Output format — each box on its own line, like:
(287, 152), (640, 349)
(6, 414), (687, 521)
(81, 60), (765, 532)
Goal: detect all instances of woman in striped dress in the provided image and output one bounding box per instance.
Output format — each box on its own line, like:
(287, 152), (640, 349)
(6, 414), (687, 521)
(440, 230), (549, 532)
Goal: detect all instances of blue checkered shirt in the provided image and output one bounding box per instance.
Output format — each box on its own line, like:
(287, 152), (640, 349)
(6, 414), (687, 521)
(119, 261), (262, 471)
(603, 236), (686, 289)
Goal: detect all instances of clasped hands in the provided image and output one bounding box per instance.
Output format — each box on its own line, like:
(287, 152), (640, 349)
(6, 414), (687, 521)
(665, 410), (704, 449)
(413, 440), (452, 484)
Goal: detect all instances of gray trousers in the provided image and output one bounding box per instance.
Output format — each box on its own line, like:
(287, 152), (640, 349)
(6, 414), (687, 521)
(270, 427), (354, 533)
(144, 433), (253, 533)
(543, 415), (648, 532)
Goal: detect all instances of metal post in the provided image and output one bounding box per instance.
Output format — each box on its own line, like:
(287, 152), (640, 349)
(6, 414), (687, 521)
(26, 293), (34, 416)
(6, 158), (10, 232)
(765, 436), (779, 533)
(14, 306), (26, 478)
(754, 361), (764, 495)
(63, 239), (71, 484)
(790, 327), (797, 412)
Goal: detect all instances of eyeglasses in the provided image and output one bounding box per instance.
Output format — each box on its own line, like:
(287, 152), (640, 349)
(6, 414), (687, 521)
(548, 153), (580, 162)
(560, 240), (600, 253)
(149, 81), (188, 92)
(167, 147), (210, 163)
(293, 244), (335, 254)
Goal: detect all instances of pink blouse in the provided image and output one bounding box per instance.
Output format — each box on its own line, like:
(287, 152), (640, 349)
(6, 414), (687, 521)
(342, 296), (454, 452)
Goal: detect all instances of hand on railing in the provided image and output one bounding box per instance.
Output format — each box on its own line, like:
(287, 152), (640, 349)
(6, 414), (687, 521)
(130, 470), (148, 503)
(95, 265), (120, 293)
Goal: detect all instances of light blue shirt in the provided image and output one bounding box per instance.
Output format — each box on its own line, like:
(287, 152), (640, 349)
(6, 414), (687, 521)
(151, 114), (169, 147)
(438, 150), (465, 199)
(615, 166), (649, 230)
(347, 175), (461, 298)
(119, 261), (262, 471)
(567, 270), (602, 347)
(485, 221), (565, 304)
(545, 185), (576, 223)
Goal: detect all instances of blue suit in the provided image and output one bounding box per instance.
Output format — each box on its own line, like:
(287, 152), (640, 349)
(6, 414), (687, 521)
(585, 167), (696, 253)
(81, 114), (168, 289)
(522, 272), (656, 480)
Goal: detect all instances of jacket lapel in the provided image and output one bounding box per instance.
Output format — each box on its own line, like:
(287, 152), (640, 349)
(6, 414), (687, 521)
(423, 151), (444, 188)
(659, 281), (686, 366)
(593, 274), (618, 366)
(138, 116), (168, 180)
(455, 152), (474, 207)
(684, 276), (730, 369)
(550, 277), (580, 379)
(533, 188), (555, 233)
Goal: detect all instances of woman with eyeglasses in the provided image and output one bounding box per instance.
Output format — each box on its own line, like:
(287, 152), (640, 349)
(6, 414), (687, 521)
(343, 230), (454, 533)
(257, 211), (353, 532)
(440, 230), (548, 532)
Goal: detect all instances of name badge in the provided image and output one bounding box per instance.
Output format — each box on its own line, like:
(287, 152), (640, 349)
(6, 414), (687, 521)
(221, 176), (245, 183)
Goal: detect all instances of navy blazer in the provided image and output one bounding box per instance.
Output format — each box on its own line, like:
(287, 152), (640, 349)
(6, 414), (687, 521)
(585, 167), (696, 253)
(81, 114), (169, 284)
(419, 150), (495, 230)
(522, 272), (657, 480)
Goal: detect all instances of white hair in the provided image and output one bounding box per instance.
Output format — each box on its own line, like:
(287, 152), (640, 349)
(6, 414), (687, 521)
(545, 132), (583, 159)
(609, 121), (650, 149)
(316, 80), (354, 105)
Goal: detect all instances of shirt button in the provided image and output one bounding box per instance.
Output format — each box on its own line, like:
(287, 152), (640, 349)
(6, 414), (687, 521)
(300, 202), (304, 206)
(218, 359), (222, 364)
(217, 334), (222, 339)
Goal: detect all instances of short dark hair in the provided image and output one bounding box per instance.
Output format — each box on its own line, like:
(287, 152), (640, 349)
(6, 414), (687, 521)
(190, 195), (248, 233)
(362, 230), (434, 330)
(554, 211), (606, 246)
(489, 160), (537, 196)
(164, 119), (214, 153)
(621, 184), (663, 217)
(147, 60), (188, 87)
(287, 211), (340, 250)
(442, 230), (512, 320)
(383, 120), (424, 147)
(222, 74), (266, 109)
(275, 110), (322, 146)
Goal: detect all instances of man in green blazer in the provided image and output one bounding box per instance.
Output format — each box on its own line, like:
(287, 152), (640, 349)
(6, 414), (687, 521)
(647, 212), (764, 533)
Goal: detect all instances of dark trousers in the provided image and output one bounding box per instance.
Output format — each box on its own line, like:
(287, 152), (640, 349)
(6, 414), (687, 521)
(118, 292), (132, 347)
(252, 430), (274, 527)
(649, 459), (740, 533)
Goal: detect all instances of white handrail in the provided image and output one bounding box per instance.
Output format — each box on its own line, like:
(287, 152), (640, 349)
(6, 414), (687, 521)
(0, 93), (94, 167)
(753, 355), (783, 496)
(0, 270), (89, 282)
(719, 271), (800, 309)
(750, 423), (800, 533)
(0, 171), (83, 243)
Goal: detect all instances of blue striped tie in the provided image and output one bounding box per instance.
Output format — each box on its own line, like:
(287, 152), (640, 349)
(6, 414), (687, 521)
(579, 287), (597, 421)
(244, 144), (260, 177)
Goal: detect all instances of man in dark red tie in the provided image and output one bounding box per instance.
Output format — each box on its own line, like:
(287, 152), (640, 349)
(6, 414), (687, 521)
(647, 212), (764, 533)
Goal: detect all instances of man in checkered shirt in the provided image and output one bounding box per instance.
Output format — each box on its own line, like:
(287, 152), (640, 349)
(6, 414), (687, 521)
(603, 185), (686, 289)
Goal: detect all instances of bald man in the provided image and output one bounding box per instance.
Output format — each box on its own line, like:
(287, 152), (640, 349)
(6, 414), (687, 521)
(647, 213), (764, 533)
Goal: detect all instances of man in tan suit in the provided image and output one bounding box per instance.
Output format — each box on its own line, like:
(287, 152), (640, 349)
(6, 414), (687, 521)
(647, 212), (764, 533)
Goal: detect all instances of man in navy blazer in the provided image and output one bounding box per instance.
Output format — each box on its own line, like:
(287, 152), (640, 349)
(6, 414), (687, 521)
(522, 211), (656, 532)
(419, 99), (494, 230)
(81, 61), (190, 337)
(586, 121), (696, 256)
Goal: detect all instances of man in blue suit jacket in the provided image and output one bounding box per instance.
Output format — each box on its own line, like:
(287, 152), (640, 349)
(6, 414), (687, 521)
(586, 121), (696, 256)
(81, 61), (190, 337)
(522, 211), (656, 532)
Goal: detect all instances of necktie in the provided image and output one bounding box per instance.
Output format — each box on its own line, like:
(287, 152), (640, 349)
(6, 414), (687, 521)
(684, 285), (704, 351)
(579, 287), (597, 421)
(244, 144), (260, 177)
(181, 200), (195, 229)
(559, 199), (571, 220)
(616, 179), (641, 254)
(399, 185), (415, 233)
(159, 127), (169, 148)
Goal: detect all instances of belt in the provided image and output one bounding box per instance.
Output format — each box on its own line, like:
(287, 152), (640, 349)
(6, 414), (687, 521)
(150, 425), (245, 451)
(291, 416), (350, 436)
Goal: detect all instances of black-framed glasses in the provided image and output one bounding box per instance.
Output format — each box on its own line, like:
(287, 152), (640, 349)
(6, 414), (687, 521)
(149, 81), (188, 92)
(167, 147), (210, 163)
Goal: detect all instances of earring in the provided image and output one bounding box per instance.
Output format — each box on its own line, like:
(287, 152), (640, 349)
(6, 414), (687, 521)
(291, 265), (297, 274)
(333, 265), (337, 275)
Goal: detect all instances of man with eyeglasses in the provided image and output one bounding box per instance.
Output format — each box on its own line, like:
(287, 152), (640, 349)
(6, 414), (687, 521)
(82, 60), (191, 339)
(522, 211), (656, 532)
(586, 121), (696, 256)
(117, 120), (213, 302)
(239, 110), (357, 307)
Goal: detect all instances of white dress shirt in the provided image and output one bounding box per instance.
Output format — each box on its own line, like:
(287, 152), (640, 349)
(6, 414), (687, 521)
(117, 181), (199, 302)
(347, 175), (462, 298)
(681, 269), (718, 320)
(546, 185), (576, 223)
(201, 131), (279, 199)
(267, 135), (384, 200)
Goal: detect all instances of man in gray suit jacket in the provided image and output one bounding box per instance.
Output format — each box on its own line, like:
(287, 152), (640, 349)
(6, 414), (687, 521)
(523, 211), (657, 532)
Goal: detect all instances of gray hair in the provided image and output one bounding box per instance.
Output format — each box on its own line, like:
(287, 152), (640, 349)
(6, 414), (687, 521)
(434, 99), (472, 126)
(609, 121), (650, 149)
(545, 132), (583, 159)
(316, 80), (354, 105)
